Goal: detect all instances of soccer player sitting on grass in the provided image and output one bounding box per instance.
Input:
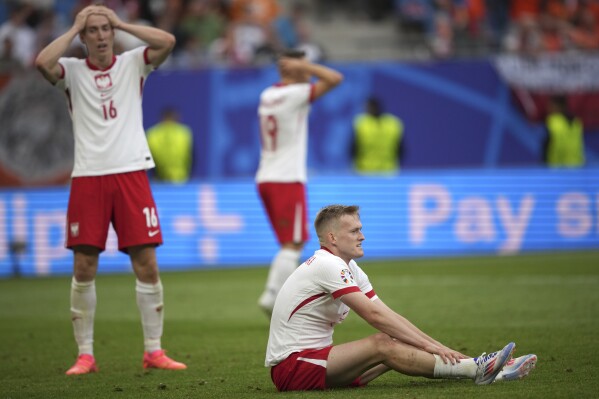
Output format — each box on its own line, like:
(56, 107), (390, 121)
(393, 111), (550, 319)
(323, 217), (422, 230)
(265, 204), (537, 391)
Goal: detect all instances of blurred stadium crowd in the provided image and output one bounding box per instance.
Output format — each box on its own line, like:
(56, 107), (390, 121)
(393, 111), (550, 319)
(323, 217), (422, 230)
(1, 0), (599, 73)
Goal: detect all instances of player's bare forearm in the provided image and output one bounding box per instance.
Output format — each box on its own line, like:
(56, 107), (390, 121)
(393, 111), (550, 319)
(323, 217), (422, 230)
(392, 312), (468, 362)
(374, 298), (466, 363)
(35, 26), (79, 83)
(119, 23), (175, 65)
(304, 62), (343, 86)
(36, 5), (96, 83)
(96, 6), (175, 67)
(383, 301), (450, 351)
(342, 293), (430, 350)
(306, 62), (344, 99)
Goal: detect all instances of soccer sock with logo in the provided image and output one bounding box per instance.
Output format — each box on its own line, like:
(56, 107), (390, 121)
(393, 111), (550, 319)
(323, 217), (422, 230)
(136, 279), (164, 353)
(433, 355), (477, 379)
(264, 248), (301, 298)
(70, 278), (96, 356)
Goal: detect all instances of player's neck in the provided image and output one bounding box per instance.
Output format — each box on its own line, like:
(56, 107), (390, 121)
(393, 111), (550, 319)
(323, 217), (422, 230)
(281, 76), (302, 85)
(321, 246), (351, 265)
(88, 53), (114, 70)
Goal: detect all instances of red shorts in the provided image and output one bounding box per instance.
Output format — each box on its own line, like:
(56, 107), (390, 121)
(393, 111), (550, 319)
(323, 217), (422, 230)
(66, 170), (163, 252)
(271, 347), (332, 391)
(270, 347), (364, 391)
(257, 182), (309, 244)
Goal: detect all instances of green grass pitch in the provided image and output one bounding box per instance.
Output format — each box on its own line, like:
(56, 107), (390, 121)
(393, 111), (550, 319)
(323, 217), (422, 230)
(1, 250), (598, 399)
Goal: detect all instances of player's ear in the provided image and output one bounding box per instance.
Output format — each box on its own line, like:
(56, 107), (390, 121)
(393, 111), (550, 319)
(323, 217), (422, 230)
(328, 231), (336, 243)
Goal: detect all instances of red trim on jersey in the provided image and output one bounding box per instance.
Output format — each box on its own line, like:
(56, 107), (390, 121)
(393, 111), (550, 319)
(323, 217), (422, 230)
(309, 84), (316, 103)
(58, 63), (65, 80)
(320, 246), (333, 254)
(86, 56), (117, 71)
(65, 89), (72, 112)
(332, 286), (360, 299)
(139, 77), (144, 96)
(274, 82), (287, 87)
(143, 47), (151, 65)
(365, 289), (377, 299)
(288, 293), (326, 321)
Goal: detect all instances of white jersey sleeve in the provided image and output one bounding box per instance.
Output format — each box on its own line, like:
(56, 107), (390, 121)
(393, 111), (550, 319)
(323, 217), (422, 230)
(316, 255), (362, 298)
(255, 83), (313, 183)
(57, 47), (155, 177)
(348, 259), (378, 301)
(265, 249), (377, 367)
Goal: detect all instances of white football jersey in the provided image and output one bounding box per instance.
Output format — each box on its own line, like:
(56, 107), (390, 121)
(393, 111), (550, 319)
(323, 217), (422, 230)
(255, 83), (314, 183)
(265, 248), (378, 367)
(57, 47), (155, 177)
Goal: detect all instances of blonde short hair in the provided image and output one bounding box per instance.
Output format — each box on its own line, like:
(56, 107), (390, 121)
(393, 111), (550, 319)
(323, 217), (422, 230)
(314, 204), (360, 243)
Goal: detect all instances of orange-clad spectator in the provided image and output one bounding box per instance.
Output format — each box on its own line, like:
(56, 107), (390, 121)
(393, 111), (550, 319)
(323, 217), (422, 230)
(223, 2), (277, 66)
(466, 0), (486, 36)
(568, 7), (599, 50)
(537, 0), (569, 53)
(510, 0), (541, 21)
(584, 0), (599, 24)
(544, 0), (575, 20)
(229, 0), (280, 25)
(539, 20), (564, 52)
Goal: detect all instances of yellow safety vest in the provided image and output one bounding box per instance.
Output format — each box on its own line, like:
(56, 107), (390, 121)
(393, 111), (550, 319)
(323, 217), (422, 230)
(146, 121), (193, 182)
(546, 113), (585, 167)
(353, 113), (403, 173)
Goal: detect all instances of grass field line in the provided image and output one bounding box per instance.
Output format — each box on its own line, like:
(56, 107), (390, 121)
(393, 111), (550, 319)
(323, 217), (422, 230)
(0, 252), (598, 398)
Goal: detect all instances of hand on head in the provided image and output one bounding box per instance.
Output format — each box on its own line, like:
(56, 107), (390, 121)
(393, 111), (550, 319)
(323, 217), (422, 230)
(93, 5), (123, 30)
(74, 4), (122, 32)
(278, 57), (306, 75)
(74, 5), (99, 32)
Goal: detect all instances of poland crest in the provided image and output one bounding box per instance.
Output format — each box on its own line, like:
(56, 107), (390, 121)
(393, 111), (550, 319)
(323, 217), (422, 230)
(70, 222), (79, 237)
(95, 73), (113, 90)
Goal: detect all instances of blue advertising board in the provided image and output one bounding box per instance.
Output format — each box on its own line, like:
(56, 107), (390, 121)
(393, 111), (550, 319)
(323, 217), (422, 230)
(0, 168), (598, 277)
(141, 62), (599, 180)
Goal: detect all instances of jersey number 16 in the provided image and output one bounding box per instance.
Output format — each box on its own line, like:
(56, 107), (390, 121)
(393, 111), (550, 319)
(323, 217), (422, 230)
(102, 100), (118, 120)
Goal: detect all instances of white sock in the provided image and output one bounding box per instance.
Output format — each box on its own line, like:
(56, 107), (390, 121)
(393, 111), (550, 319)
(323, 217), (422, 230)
(262, 248), (301, 300)
(70, 278), (96, 356)
(136, 279), (164, 353)
(433, 355), (478, 379)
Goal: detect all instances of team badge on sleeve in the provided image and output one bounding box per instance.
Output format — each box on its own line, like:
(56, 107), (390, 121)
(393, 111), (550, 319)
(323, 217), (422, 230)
(70, 222), (79, 238)
(340, 269), (355, 284)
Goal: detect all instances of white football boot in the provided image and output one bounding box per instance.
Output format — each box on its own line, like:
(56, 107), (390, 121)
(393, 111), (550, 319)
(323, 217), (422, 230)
(473, 342), (516, 385)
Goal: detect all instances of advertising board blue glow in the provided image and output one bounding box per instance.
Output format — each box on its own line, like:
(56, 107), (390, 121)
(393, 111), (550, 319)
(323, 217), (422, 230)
(0, 168), (598, 277)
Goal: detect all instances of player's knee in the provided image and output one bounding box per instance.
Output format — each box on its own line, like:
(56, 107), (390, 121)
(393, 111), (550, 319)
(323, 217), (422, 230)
(370, 332), (396, 354)
(73, 262), (97, 281)
(73, 253), (98, 281)
(132, 258), (160, 283)
(370, 333), (412, 361)
(137, 267), (159, 283)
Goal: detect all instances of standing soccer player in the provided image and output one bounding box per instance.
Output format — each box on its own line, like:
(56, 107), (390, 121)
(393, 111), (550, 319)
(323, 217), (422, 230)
(35, 5), (186, 374)
(265, 204), (537, 391)
(256, 50), (343, 315)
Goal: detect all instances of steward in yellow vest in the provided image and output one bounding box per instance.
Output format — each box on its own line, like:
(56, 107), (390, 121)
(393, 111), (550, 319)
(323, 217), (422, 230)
(147, 108), (193, 182)
(544, 96), (585, 167)
(352, 98), (403, 173)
